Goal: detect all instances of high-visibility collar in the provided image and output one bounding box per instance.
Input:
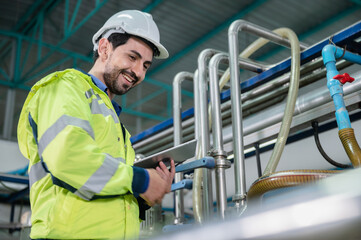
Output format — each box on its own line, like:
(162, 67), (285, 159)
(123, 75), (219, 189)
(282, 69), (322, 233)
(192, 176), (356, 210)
(77, 69), (122, 116)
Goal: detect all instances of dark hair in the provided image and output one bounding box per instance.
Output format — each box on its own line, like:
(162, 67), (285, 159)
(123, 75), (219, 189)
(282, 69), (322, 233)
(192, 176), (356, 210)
(93, 33), (160, 62)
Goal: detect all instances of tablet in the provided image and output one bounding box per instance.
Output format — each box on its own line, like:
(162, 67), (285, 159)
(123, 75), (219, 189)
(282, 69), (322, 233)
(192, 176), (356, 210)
(134, 139), (197, 169)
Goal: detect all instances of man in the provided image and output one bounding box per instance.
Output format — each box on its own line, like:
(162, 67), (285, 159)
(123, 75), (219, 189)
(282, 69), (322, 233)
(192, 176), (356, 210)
(17, 10), (175, 239)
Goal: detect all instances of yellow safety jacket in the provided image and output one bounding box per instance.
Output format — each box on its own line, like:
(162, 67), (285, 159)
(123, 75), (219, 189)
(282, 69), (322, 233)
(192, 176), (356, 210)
(17, 69), (147, 239)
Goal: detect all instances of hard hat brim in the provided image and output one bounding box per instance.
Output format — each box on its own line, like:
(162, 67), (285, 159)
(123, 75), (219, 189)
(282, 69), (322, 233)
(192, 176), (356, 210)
(131, 31), (168, 59)
(93, 29), (169, 59)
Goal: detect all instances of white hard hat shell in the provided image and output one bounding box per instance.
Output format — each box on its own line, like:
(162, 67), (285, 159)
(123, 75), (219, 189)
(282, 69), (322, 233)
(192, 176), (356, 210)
(92, 10), (169, 59)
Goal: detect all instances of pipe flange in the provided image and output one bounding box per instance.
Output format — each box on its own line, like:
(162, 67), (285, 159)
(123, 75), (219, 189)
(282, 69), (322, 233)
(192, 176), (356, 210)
(215, 158), (231, 168)
(210, 149), (227, 158)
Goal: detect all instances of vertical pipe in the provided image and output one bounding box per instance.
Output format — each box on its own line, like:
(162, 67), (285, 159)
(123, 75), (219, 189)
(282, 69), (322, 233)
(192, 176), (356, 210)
(228, 21), (247, 208)
(3, 89), (16, 139)
(172, 72), (194, 224)
(196, 49), (220, 221)
(192, 70), (203, 223)
(254, 143), (262, 178)
(322, 44), (361, 166)
(228, 21), (302, 202)
(322, 45), (352, 130)
(3, 40), (17, 139)
(193, 70), (200, 139)
(208, 52), (231, 219)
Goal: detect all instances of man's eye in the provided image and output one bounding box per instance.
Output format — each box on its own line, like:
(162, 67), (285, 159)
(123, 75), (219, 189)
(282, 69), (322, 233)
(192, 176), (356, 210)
(129, 55), (136, 60)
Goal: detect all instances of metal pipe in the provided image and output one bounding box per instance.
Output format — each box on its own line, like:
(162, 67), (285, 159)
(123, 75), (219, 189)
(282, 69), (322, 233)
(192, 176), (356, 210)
(172, 71), (194, 224)
(135, 69), (361, 167)
(240, 57), (323, 103)
(242, 60), (351, 111)
(232, 57), (268, 73)
(196, 49), (221, 221)
(219, 27), (308, 99)
(209, 52), (231, 219)
(133, 117), (194, 153)
(132, 57), (339, 154)
(133, 59), (351, 157)
(193, 70), (200, 146)
(228, 20), (273, 206)
(228, 21), (304, 203)
(227, 21), (252, 208)
(192, 69), (203, 223)
(173, 71), (194, 145)
(242, 71), (361, 137)
(254, 143), (262, 178)
(229, 21), (307, 51)
(207, 52), (269, 217)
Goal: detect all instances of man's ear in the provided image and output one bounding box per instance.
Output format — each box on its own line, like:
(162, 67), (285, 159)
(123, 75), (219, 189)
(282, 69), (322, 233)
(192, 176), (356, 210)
(97, 38), (111, 61)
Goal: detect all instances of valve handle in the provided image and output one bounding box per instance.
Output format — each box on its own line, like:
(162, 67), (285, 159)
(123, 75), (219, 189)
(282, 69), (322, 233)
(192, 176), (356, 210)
(333, 73), (355, 84)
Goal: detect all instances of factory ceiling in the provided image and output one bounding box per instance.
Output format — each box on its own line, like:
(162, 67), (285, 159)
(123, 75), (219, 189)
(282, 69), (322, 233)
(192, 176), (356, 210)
(0, 0), (360, 140)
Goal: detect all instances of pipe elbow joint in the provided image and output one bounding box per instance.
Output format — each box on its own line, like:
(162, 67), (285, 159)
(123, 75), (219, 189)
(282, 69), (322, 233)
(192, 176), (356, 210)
(322, 44), (336, 65)
(228, 19), (248, 35)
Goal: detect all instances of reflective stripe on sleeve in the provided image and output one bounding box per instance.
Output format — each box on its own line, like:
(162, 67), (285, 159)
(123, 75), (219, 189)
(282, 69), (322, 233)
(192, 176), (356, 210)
(85, 88), (95, 99)
(29, 161), (49, 188)
(38, 115), (94, 158)
(85, 89), (119, 124)
(89, 98), (120, 124)
(74, 154), (126, 200)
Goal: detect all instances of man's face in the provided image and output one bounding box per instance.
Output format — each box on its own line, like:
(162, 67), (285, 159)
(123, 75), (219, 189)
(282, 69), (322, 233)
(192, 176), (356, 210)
(103, 37), (153, 95)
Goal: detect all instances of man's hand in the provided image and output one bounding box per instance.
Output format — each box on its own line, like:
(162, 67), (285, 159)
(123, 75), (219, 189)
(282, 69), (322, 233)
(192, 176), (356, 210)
(140, 159), (175, 206)
(155, 159), (175, 192)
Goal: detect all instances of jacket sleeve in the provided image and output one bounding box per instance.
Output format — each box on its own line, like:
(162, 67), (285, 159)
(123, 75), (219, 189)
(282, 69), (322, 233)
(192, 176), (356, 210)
(31, 73), (148, 200)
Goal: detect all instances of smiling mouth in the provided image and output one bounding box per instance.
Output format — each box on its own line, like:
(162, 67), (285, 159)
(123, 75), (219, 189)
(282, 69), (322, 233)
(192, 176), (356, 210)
(122, 73), (135, 84)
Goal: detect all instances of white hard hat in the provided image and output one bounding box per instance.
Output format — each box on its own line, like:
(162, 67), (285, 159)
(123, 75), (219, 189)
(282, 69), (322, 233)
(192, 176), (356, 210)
(92, 10), (169, 59)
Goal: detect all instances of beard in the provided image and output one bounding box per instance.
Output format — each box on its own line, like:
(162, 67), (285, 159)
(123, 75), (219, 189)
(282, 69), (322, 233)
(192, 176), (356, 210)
(103, 63), (139, 96)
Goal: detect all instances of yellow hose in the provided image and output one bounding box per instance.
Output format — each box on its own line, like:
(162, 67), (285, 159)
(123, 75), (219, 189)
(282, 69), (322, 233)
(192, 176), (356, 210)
(247, 128), (361, 200)
(262, 29), (300, 175)
(247, 169), (340, 199)
(339, 128), (361, 167)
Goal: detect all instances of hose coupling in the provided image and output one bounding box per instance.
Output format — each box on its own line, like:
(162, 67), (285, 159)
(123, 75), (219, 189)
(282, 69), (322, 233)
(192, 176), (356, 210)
(232, 193), (247, 202)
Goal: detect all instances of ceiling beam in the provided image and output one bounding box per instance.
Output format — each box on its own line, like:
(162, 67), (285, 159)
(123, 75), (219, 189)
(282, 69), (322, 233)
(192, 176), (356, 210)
(143, 0), (164, 13)
(257, 4), (360, 62)
(147, 0), (268, 76)
(19, 0), (110, 83)
(298, 5), (360, 41)
(0, 29), (93, 88)
(0, 0), (61, 63)
(12, 0), (44, 32)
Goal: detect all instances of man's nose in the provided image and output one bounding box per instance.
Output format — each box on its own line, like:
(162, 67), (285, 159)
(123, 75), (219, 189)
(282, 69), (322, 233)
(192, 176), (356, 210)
(131, 62), (144, 79)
